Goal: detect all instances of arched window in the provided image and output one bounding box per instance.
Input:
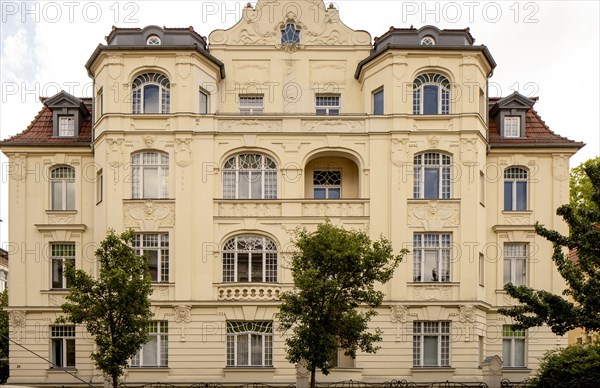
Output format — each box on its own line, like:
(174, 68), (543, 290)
(131, 152), (169, 199)
(413, 73), (450, 115)
(504, 167), (528, 211)
(222, 235), (278, 283)
(414, 153), (451, 199)
(146, 35), (161, 45)
(50, 166), (75, 210)
(281, 23), (300, 45)
(132, 73), (170, 114)
(421, 36), (436, 45)
(223, 154), (277, 199)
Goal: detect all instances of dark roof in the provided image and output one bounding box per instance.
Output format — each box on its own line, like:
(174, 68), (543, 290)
(105, 25), (207, 45)
(0, 99), (92, 147)
(488, 97), (584, 148)
(374, 26), (475, 45)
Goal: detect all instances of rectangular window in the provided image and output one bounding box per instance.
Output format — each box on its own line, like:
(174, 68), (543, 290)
(313, 170), (341, 199)
(479, 253), (485, 286)
(413, 321), (450, 367)
(413, 153), (451, 199)
(0, 270), (7, 292)
(413, 234), (451, 282)
(478, 88), (485, 118)
(330, 348), (355, 368)
(131, 321), (168, 367)
(373, 89), (384, 115)
(58, 116), (75, 137)
(479, 171), (485, 206)
(504, 116), (521, 138)
(96, 170), (103, 204)
(51, 243), (75, 289)
(479, 335), (484, 364)
(239, 95), (264, 115)
(51, 166), (76, 210)
(50, 325), (76, 368)
(132, 234), (169, 283)
(504, 243), (528, 286)
(226, 321), (273, 367)
(199, 89), (208, 114)
(316, 94), (340, 115)
(503, 325), (526, 367)
(96, 87), (103, 120)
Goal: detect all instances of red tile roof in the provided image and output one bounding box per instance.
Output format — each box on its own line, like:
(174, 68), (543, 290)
(0, 101), (92, 147)
(488, 97), (584, 148)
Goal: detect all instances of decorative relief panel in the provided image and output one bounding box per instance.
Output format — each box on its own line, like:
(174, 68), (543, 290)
(124, 201), (175, 231)
(174, 138), (192, 167)
(460, 138), (478, 164)
(412, 285), (454, 301)
(302, 202), (367, 217)
(458, 305), (476, 323)
(408, 201), (459, 230)
(48, 294), (66, 307)
(219, 120), (282, 132)
(233, 60), (271, 83)
(553, 154), (569, 182)
(218, 202), (282, 217)
(391, 138), (409, 167)
(390, 305), (408, 341)
(9, 310), (26, 342)
(301, 119), (365, 133)
(106, 138), (125, 167)
(218, 285), (282, 301)
(9, 154), (27, 182)
(47, 214), (75, 224)
(173, 305), (191, 342)
(504, 215), (531, 225)
(309, 61), (346, 86)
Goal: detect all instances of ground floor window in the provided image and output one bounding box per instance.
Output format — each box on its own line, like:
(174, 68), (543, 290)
(131, 321), (168, 367)
(413, 321), (450, 367)
(226, 321), (273, 367)
(50, 325), (75, 368)
(503, 325), (526, 367)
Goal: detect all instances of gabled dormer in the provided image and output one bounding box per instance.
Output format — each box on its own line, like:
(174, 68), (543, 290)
(43, 91), (91, 138)
(489, 92), (535, 138)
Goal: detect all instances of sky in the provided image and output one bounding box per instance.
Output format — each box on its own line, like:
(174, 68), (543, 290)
(0, 0), (599, 244)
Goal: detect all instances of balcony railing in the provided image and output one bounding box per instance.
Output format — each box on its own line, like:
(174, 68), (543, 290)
(214, 199), (370, 218)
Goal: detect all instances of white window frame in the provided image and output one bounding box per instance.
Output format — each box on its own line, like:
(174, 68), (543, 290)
(239, 95), (264, 115)
(132, 73), (170, 114)
(316, 94), (340, 115)
(504, 167), (528, 211)
(96, 169), (103, 204)
(313, 170), (342, 199)
(226, 321), (273, 367)
(421, 36), (436, 45)
(50, 325), (76, 368)
(504, 243), (528, 286)
(222, 235), (278, 283)
(58, 116), (75, 137)
(281, 23), (300, 45)
(132, 234), (169, 283)
(0, 270), (7, 292)
(504, 116), (521, 138)
(51, 243), (75, 289)
(131, 321), (168, 367)
(413, 321), (450, 367)
(413, 234), (452, 282)
(131, 152), (169, 199)
(146, 35), (161, 45)
(413, 73), (450, 115)
(502, 325), (527, 368)
(222, 154), (277, 199)
(479, 252), (485, 287)
(413, 153), (452, 199)
(50, 166), (75, 211)
(199, 88), (209, 114)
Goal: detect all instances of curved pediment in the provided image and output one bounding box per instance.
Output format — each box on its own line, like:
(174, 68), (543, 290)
(208, 0), (371, 48)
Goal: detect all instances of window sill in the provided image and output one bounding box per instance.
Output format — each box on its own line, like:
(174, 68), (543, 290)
(48, 367), (77, 373)
(411, 367), (454, 372)
(124, 198), (175, 202)
(502, 210), (532, 215)
(128, 366), (170, 371)
(224, 367), (275, 371)
(42, 289), (69, 293)
(408, 282), (460, 285)
(502, 367), (530, 371)
(46, 210), (77, 215)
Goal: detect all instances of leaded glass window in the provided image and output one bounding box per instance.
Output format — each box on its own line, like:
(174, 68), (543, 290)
(223, 154), (277, 199)
(281, 23), (300, 45)
(313, 170), (341, 199)
(226, 321), (273, 367)
(223, 236), (278, 283)
(413, 73), (450, 114)
(413, 153), (452, 199)
(132, 73), (170, 114)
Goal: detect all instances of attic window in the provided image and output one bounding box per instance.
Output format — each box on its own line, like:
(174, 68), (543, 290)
(58, 116), (75, 137)
(281, 23), (300, 45)
(421, 36), (435, 45)
(504, 116), (521, 138)
(146, 35), (161, 45)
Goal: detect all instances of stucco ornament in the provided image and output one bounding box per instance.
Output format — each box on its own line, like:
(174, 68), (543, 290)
(143, 135), (156, 148)
(409, 201), (459, 230)
(391, 138), (409, 167)
(459, 305), (476, 323)
(427, 136), (441, 148)
(106, 138), (124, 167)
(174, 138), (192, 167)
(173, 304), (192, 342)
(124, 201), (174, 230)
(9, 154), (27, 182)
(9, 310), (26, 341)
(390, 305), (408, 323)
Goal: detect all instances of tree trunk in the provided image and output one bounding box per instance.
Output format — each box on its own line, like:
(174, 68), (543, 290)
(310, 365), (316, 388)
(112, 374), (118, 388)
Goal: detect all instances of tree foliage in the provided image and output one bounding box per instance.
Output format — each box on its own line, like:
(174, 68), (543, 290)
(570, 156), (600, 213)
(532, 340), (600, 388)
(277, 222), (407, 387)
(500, 159), (600, 335)
(58, 229), (153, 388)
(0, 289), (9, 384)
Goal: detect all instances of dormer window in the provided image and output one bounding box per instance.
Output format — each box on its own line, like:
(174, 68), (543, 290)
(281, 23), (300, 45)
(58, 116), (75, 137)
(504, 116), (521, 138)
(146, 35), (161, 45)
(421, 36), (436, 45)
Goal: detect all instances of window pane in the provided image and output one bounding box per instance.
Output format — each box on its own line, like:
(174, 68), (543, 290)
(424, 251), (438, 282)
(503, 339), (512, 366)
(66, 339), (76, 367)
(52, 338), (63, 367)
(146, 250), (158, 281)
(373, 90), (384, 115)
(251, 334), (263, 366)
(143, 167), (159, 198)
(423, 85), (439, 114)
(515, 258), (527, 286)
(251, 253), (263, 282)
(424, 168), (440, 198)
(238, 253), (249, 282)
(516, 181), (527, 210)
(52, 181), (63, 210)
(514, 339), (525, 366)
(52, 259), (63, 288)
(238, 172), (250, 199)
(144, 85), (160, 114)
(503, 258), (511, 284)
(143, 335), (158, 365)
(66, 181), (75, 210)
(200, 92), (208, 114)
(504, 181), (513, 210)
(423, 336), (438, 366)
(237, 335), (248, 366)
(250, 172), (262, 199)
(328, 188), (341, 199)
(314, 188), (326, 199)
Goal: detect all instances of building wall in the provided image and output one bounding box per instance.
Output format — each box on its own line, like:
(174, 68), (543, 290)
(2, 1), (578, 385)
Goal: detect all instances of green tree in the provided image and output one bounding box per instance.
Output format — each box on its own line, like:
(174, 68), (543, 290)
(58, 229), (153, 388)
(533, 340), (600, 388)
(277, 222), (406, 388)
(500, 160), (600, 335)
(0, 289), (9, 384)
(570, 156), (600, 213)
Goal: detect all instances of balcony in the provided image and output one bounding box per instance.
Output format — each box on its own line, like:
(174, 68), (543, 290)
(214, 199), (370, 218)
(216, 283), (293, 301)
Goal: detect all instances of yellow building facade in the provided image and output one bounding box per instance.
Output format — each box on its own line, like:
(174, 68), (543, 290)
(0, 1), (583, 386)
